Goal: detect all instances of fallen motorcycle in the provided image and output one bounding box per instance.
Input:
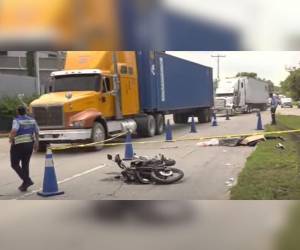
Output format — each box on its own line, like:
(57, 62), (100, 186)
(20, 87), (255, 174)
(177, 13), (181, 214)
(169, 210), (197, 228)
(107, 154), (184, 184)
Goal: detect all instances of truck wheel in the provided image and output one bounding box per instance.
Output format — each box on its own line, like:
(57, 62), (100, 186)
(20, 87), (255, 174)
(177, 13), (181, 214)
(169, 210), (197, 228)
(91, 122), (106, 150)
(37, 142), (47, 153)
(246, 106), (251, 113)
(260, 104), (267, 111)
(136, 115), (156, 137)
(155, 114), (165, 135)
(198, 111), (206, 123)
(173, 114), (188, 124)
(206, 109), (212, 122)
(198, 109), (211, 123)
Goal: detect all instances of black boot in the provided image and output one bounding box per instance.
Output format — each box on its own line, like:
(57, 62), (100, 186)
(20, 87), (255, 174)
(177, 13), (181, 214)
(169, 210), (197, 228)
(18, 182), (28, 192)
(18, 179), (34, 192)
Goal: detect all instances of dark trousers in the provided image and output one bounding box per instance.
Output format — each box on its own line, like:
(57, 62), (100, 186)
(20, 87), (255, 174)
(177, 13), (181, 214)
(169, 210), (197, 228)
(271, 107), (277, 125)
(10, 142), (34, 183)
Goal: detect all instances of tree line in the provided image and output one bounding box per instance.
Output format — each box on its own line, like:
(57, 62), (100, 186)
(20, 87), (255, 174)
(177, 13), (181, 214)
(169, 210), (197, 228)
(280, 68), (300, 101)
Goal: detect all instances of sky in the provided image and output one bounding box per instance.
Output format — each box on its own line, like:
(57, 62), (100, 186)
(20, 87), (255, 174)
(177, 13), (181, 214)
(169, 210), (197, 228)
(168, 51), (300, 85)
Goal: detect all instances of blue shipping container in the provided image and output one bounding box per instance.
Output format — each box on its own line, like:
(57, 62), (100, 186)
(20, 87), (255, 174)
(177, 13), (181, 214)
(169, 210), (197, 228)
(136, 51), (214, 113)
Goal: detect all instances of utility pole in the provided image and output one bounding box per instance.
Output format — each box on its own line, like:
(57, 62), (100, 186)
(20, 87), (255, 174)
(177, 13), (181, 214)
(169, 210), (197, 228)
(211, 54), (226, 80)
(112, 51), (123, 120)
(34, 52), (41, 95)
(26, 51), (41, 95)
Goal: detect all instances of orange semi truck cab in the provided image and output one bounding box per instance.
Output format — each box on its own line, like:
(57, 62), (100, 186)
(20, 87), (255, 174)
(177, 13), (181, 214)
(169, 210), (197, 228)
(30, 51), (142, 151)
(30, 51), (214, 151)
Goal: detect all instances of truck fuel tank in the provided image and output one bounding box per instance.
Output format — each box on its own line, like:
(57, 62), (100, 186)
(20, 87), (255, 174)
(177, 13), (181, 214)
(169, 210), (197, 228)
(120, 119), (137, 134)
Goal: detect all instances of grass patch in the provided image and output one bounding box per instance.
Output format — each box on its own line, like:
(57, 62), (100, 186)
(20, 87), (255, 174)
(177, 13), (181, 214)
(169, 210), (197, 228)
(276, 203), (300, 250)
(231, 115), (300, 200)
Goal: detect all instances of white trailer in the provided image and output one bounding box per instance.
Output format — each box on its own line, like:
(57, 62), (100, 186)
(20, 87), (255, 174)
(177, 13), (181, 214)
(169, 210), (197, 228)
(215, 77), (269, 114)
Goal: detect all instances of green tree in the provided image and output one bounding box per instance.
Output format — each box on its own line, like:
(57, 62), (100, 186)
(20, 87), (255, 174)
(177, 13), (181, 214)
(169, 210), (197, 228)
(26, 51), (35, 77)
(236, 72), (258, 78)
(281, 69), (300, 100)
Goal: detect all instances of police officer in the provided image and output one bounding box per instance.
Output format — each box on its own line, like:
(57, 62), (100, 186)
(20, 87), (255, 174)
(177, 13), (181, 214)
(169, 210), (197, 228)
(270, 93), (279, 125)
(9, 106), (39, 192)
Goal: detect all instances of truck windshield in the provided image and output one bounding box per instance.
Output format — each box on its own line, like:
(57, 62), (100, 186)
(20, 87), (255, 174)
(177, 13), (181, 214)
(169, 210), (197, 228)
(52, 74), (100, 92)
(216, 93), (234, 97)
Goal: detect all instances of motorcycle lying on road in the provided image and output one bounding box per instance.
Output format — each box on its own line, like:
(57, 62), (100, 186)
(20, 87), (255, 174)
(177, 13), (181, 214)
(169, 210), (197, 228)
(107, 154), (184, 184)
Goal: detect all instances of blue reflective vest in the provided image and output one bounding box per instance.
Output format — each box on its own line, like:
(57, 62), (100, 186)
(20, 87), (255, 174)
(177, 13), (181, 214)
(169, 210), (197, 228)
(13, 115), (38, 145)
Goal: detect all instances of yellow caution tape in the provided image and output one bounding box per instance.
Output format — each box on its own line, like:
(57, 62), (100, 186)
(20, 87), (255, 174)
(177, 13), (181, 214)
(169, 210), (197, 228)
(50, 129), (300, 151)
(50, 131), (127, 151)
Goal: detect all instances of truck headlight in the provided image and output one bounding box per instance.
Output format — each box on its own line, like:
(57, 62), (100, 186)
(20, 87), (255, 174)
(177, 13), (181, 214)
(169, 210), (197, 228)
(72, 120), (85, 128)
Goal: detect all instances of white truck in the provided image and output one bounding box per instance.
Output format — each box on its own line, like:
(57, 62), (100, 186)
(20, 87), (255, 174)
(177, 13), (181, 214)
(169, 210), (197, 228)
(214, 77), (269, 114)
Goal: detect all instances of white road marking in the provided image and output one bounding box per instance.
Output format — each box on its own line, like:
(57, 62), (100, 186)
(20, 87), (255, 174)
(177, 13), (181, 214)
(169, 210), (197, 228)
(14, 164), (107, 200)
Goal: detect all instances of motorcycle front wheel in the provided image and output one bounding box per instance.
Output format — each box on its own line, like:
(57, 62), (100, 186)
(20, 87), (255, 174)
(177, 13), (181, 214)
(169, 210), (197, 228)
(151, 168), (184, 184)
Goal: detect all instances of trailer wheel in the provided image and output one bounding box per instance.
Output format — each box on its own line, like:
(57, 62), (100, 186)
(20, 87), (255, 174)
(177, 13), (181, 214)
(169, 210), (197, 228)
(136, 115), (156, 137)
(91, 122), (106, 150)
(155, 114), (165, 135)
(260, 104), (267, 111)
(198, 109), (211, 123)
(173, 114), (188, 124)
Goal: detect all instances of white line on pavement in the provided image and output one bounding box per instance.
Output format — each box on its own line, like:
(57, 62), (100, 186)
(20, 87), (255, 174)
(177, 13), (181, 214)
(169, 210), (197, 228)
(14, 164), (107, 200)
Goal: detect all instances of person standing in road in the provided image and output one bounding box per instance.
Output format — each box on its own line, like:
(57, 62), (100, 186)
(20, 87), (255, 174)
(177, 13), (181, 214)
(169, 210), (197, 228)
(9, 106), (39, 192)
(270, 93), (278, 125)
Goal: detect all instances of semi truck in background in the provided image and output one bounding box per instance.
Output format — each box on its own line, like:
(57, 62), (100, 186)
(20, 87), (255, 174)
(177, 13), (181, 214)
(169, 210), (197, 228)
(30, 51), (213, 151)
(214, 77), (269, 114)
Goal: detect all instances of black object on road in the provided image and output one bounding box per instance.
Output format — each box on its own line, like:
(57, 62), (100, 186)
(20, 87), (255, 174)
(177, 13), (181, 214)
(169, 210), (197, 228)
(107, 154), (184, 185)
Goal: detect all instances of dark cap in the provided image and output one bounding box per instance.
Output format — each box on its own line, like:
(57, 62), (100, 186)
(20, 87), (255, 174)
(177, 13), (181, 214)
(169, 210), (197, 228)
(17, 105), (27, 115)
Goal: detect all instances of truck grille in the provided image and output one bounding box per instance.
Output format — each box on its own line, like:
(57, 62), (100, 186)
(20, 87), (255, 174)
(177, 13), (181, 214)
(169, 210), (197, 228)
(214, 99), (226, 109)
(32, 106), (64, 128)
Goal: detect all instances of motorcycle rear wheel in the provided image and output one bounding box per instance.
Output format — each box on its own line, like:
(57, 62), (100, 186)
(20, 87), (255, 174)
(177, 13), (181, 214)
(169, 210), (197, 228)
(151, 168), (184, 184)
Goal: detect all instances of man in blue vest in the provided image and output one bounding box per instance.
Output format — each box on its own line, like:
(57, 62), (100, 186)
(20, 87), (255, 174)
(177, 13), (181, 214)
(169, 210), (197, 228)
(9, 106), (39, 192)
(270, 93), (279, 125)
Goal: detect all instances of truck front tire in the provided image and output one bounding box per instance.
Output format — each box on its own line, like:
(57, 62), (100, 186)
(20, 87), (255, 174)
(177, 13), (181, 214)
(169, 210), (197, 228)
(36, 141), (47, 153)
(91, 122), (106, 150)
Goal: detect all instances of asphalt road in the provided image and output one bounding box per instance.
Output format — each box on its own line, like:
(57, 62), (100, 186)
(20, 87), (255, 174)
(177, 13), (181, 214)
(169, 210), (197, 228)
(0, 108), (298, 200)
(0, 201), (292, 250)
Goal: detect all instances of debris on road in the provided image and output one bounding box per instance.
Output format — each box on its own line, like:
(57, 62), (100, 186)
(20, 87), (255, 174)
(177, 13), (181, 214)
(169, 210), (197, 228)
(276, 143), (286, 150)
(225, 177), (235, 187)
(239, 135), (266, 146)
(196, 138), (219, 147)
(196, 134), (286, 148)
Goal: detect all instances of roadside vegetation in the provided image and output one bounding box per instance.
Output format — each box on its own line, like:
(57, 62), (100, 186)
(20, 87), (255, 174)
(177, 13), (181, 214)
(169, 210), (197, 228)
(0, 95), (37, 117)
(280, 68), (300, 101)
(276, 203), (300, 250)
(0, 95), (37, 132)
(231, 115), (300, 200)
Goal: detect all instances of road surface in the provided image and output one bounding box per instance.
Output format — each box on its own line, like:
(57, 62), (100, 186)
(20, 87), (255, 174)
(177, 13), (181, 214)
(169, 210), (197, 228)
(0, 108), (298, 200)
(0, 201), (292, 250)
